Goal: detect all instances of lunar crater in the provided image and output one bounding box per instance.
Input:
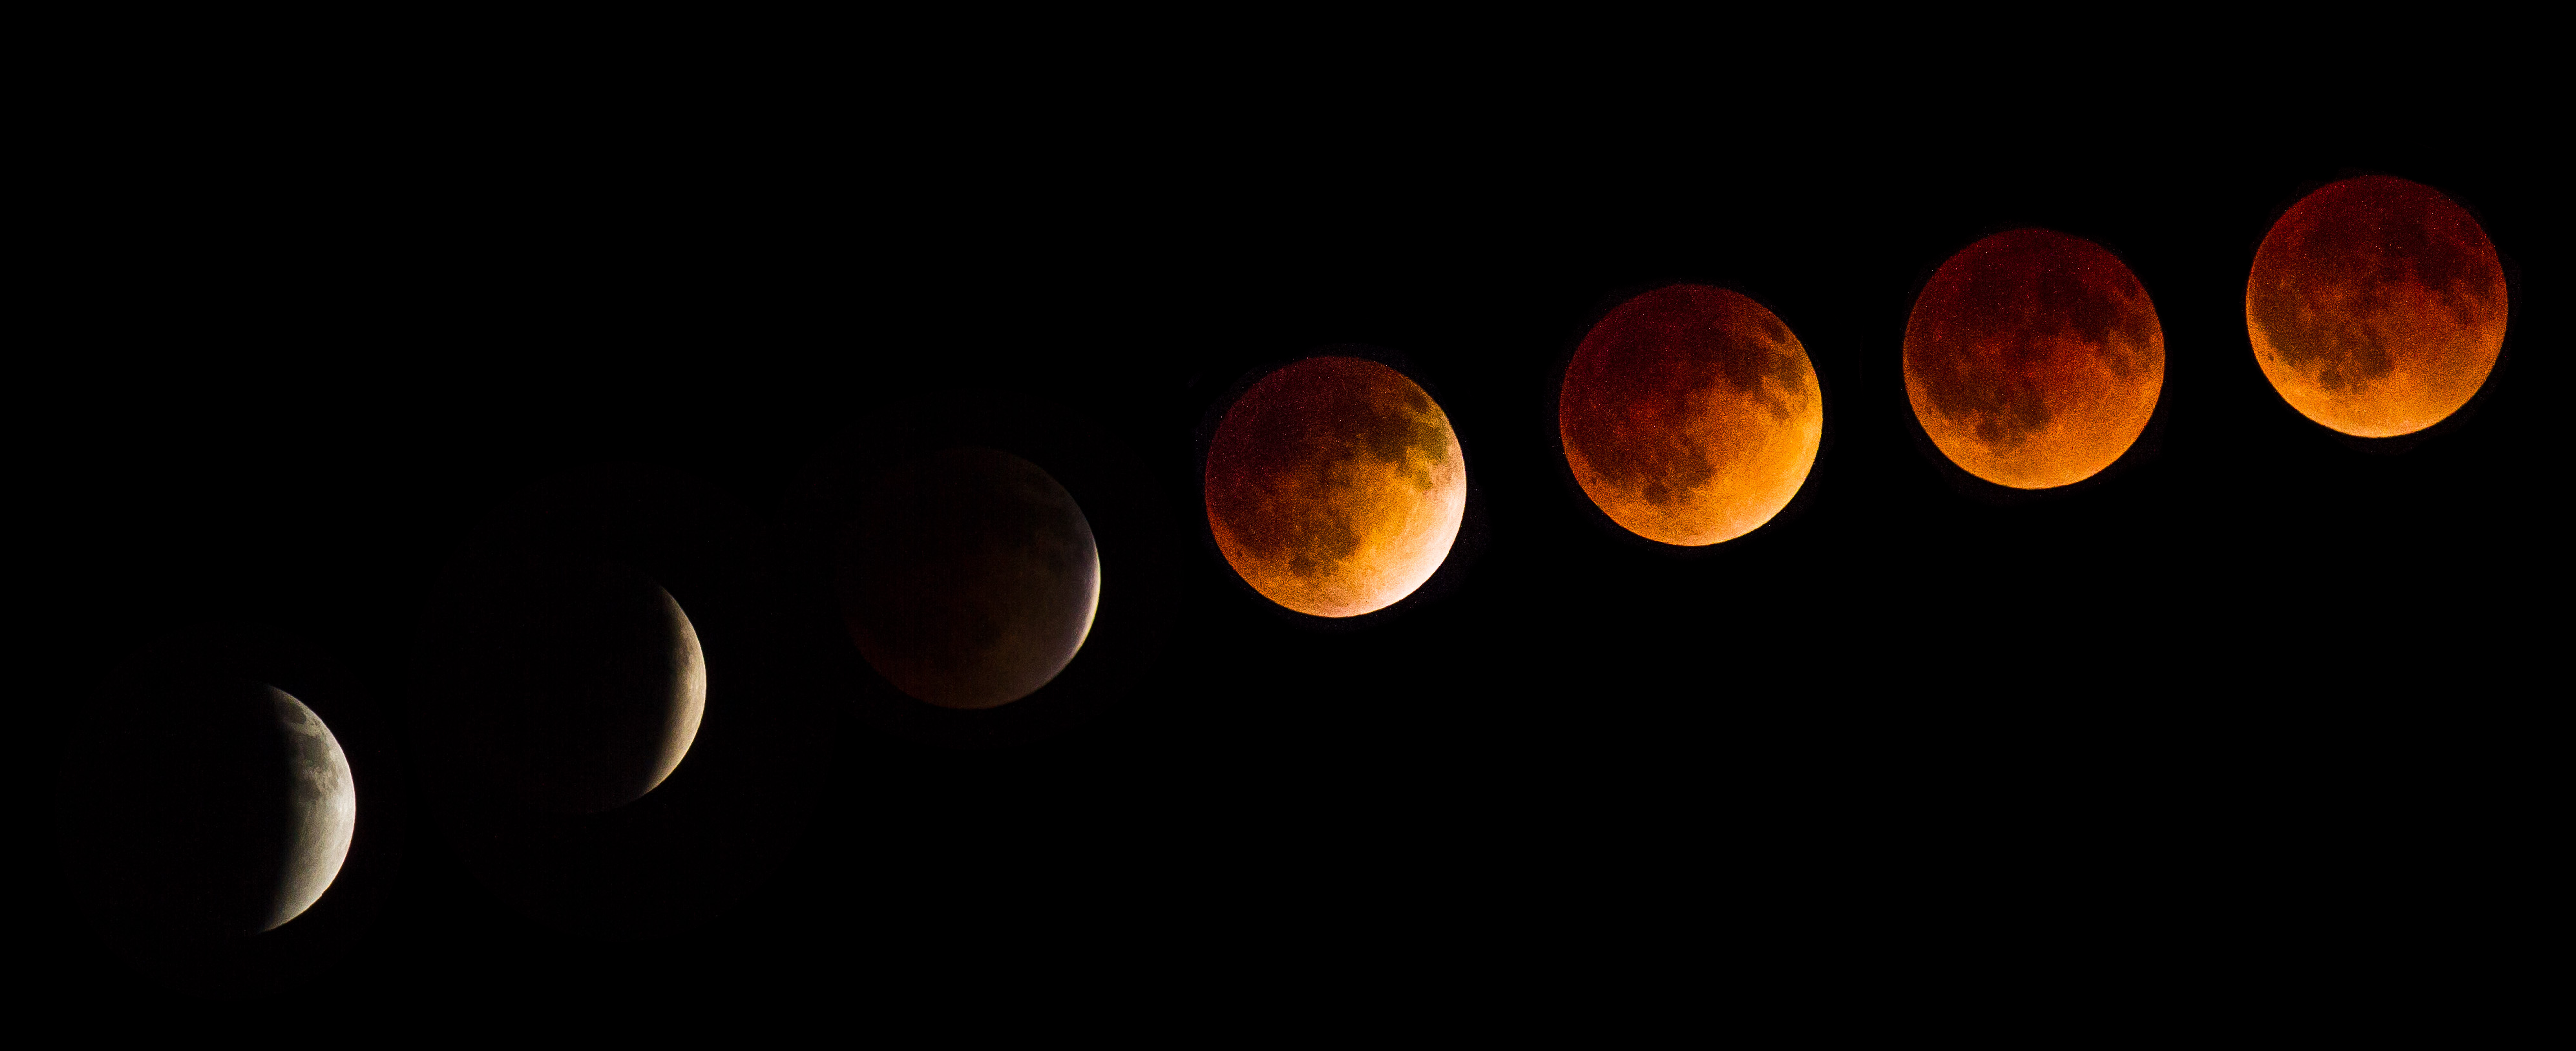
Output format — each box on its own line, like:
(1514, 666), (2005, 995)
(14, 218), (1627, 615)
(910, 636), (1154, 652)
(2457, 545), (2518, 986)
(1559, 285), (1823, 546)
(264, 686), (355, 931)
(1904, 229), (2164, 489)
(2246, 175), (2506, 438)
(1206, 356), (1466, 617)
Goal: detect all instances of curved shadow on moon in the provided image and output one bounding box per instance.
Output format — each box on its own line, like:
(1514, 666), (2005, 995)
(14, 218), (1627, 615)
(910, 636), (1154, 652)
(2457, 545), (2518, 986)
(410, 464), (829, 940)
(58, 624), (402, 999)
(418, 552), (707, 817)
(1555, 283), (1825, 549)
(842, 446), (1102, 711)
(786, 391), (1180, 749)
(1196, 347), (1479, 628)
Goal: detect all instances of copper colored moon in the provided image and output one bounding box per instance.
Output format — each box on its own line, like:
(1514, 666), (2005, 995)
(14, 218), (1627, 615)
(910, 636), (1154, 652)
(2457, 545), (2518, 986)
(2246, 176), (2507, 438)
(1205, 356), (1466, 618)
(1559, 285), (1822, 545)
(1903, 229), (2164, 490)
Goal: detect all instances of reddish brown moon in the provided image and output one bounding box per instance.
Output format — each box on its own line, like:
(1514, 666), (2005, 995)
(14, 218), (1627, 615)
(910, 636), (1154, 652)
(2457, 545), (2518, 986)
(1559, 285), (1822, 546)
(1903, 229), (2165, 490)
(1204, 356), (1466, 618)
(2246, 176), (2508, 438)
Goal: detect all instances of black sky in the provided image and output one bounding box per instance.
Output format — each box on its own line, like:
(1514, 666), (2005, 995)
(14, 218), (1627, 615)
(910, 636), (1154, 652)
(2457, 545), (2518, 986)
(39, 76), (2558, 1026)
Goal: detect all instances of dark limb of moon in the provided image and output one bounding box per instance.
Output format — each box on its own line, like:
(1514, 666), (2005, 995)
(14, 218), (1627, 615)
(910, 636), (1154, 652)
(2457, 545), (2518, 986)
(841, 447), (1101, 710)
(63, 678), (356, 937)
(418, 555), (706, 815)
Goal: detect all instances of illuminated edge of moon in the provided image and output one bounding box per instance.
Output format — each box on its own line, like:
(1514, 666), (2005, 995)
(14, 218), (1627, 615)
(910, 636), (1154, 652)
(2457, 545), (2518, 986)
(641, 583), (705, 798)
(262, 686), (355, 932)
(1207, 357), (1467, 619)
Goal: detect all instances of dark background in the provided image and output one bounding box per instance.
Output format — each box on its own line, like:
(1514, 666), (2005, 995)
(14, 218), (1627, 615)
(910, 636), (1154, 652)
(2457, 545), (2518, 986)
(40, 79), (2555, 1024)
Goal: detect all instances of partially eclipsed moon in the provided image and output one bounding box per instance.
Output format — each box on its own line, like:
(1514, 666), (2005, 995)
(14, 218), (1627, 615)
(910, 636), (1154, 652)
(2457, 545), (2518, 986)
(2247, 175), (2508, 438)
(645, 584), (707, 801)
(842, 447), (1101, 710)
(1560, 285), (1822, 545)
(1904, 228), (2165, 490)
(263, 687), (353, 932)
(64, 671), (363, 942)
(428, 557), (705, 815)
(1204, 355), (1466, 618)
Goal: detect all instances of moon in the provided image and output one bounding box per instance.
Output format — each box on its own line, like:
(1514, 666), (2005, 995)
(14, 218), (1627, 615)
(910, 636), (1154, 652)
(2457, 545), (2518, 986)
(63, 672), (362, 941)
(1559, 285), (1822, 545)
(841, 447), (1101, 710)
(1904, 228), (2165, 490)
(424, 556), (706, 815)
(2247, 175), (2508, 438)
(1204, 355), (1466, 618)
(264, 687), (354, 932)
(646, 585), (707, 800)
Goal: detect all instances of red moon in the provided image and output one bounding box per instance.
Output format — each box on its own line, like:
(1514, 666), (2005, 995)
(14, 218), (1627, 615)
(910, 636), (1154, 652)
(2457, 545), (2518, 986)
(2246, 175), (2508, 438)
(1558, 285), (1822, 545)
(1204, 356), (1466, 618)
(1903, 229), (2164, 490)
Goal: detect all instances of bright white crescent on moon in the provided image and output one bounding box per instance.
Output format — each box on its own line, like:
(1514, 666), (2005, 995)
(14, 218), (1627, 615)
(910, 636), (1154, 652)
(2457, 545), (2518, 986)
(264, 686), (355, 932)
(648, 583), (707, 794)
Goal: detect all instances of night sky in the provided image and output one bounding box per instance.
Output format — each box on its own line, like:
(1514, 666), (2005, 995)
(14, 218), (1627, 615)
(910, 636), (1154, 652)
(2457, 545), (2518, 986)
(41, 82), (2556, 1025)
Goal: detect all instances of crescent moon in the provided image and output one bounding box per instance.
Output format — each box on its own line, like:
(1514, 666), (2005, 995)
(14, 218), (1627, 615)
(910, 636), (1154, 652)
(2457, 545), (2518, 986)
(262, 686), (354, 932)
(645, 582), (707, 798)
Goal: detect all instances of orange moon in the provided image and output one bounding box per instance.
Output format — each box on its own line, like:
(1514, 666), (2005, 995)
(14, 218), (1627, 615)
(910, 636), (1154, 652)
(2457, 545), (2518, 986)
(1204, 356), (1466, 618)
(2246, 175), (2508, 438)
(1558, 285), (1822, 545)
(1903, 229), (2164, 490)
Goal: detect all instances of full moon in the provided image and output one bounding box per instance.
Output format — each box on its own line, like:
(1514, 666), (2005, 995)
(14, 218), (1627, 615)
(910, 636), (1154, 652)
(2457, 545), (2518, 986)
(1904, 228), (2165, 490)
(1559, 285), (1822, 545)
(2246, 175), (2508, 438)
(1204, 355), (1466, 618)
(264, 687), (354, 932)
(841, 447), (1101, 710)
